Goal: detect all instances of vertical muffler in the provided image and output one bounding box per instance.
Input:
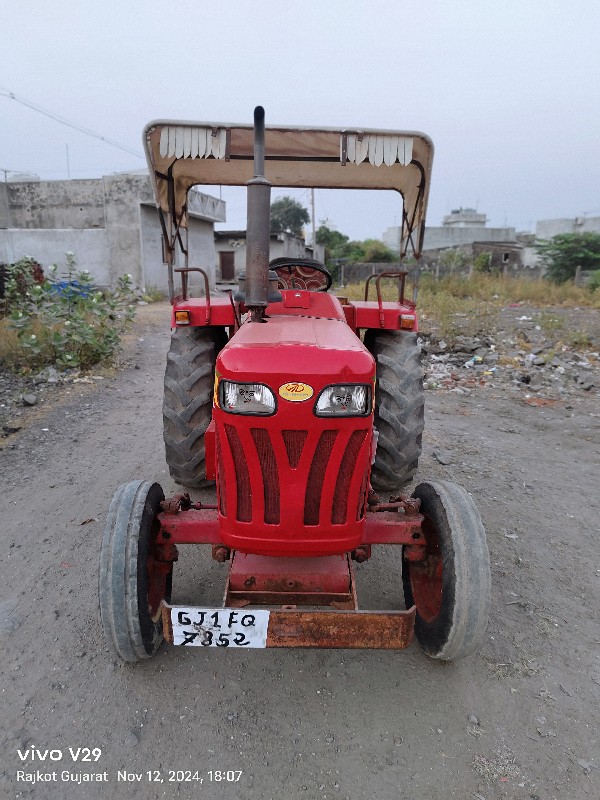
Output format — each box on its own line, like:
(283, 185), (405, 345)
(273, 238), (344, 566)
(245, 106), (272, 322)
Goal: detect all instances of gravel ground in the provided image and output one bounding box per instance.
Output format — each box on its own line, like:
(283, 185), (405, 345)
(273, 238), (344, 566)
(1, 301), (599, 800)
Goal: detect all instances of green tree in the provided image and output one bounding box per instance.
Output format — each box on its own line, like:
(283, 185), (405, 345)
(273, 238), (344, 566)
(316, 224), (350, 260)
(535, 232), (600, 284)
(270, 196), (310, 237)
(360, 239), (395, 263)
(316, 226), (395, 263)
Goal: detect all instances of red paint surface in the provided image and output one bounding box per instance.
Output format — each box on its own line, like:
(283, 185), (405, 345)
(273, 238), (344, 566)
(214, 313), (375, 557)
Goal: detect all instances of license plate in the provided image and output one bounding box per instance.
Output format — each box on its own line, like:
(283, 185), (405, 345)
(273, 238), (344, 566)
(170, 607), (270, 648)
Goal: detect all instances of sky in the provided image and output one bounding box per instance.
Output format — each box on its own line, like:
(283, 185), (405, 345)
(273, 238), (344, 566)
(1, 0), (599, 241)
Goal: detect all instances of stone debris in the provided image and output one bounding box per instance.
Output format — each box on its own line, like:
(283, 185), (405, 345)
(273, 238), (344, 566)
(420, 312), (600, 403)
(0, 366), (82, 436)
(433, 448), (453, 465)
(0, 599), (21, 634)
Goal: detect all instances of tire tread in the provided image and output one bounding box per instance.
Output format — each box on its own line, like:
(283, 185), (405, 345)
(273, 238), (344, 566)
(364, 330), (424, 492)
(163, 327), (226, 488)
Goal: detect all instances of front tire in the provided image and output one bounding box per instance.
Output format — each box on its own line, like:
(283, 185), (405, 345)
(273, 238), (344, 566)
(403, 480), (491, 660)
(99, 480), (172, 662)
(364, 330), (424, 492)
(163, 326), (227, 488)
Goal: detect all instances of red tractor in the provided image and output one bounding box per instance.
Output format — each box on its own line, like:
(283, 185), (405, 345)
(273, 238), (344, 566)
(99, 108), (490, 661)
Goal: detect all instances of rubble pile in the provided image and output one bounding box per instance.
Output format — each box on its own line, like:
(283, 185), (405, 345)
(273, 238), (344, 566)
(420, 311), (599, 401)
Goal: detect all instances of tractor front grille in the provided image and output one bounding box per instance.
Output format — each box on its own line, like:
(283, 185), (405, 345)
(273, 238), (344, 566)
(218, 425), (369, 527)
(333, 430), (368, 524)
(251, 427), (280, 524)
(224, 424), (252, 522)
(304, 431), (338, 525)
(282, 429), (308, 468)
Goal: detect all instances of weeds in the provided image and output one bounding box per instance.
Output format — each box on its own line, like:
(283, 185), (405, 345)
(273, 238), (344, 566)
(569, 331), (592, 350)
(534, 311), (565, 338)
(1, 254), (136, 371)
(141, 285), (164, 303)
(339, 273), (600, 338)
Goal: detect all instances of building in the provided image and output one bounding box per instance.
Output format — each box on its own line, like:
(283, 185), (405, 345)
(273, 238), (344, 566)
(536, 215), (600, 239)
(0, 172), (225, 290)
(214, 230), (324, 283)
(383, 207), (516, 252)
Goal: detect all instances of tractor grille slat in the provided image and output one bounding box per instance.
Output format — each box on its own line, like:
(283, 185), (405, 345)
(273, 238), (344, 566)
(304, 430), (338, 525)
(251, 428), (280, 524)
(219, 424), (370, 529)
(224, 423), (252, 522)
(357, 470), (369, 521)
(282, 430), (308, 468)
(332, 430), (368, 524)
(216, 431), (227, 517)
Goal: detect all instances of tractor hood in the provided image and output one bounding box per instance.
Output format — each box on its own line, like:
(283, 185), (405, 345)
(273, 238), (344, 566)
(143, 118), (434, 259)
(217, 315), (375, 388)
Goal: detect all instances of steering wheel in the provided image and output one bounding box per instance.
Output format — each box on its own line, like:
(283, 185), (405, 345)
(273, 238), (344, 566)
(269, 258), (333, 292)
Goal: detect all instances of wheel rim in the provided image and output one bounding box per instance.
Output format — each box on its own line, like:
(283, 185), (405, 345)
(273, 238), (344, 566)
(408, 515), (443, 623)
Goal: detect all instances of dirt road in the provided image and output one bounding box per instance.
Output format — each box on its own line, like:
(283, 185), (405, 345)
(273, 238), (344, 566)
(1, 304), (599, 800)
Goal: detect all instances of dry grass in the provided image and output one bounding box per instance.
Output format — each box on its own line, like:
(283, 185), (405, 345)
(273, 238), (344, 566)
(338, 274), (600, 339)
(341, 273), (600, 307)
(419, 273), (600, 307)
(0, 319), (27, 368)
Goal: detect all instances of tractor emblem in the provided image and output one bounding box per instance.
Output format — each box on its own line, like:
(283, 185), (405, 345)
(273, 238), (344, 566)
(278, 382), (314, 402)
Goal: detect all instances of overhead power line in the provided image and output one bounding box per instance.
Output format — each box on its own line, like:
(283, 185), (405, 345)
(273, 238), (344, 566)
(0, 87), (144, 159)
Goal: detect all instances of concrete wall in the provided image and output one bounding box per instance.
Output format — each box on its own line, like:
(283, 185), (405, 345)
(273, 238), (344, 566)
(0, 229), (111, 284)
(140, 205), (165, 290)
(141, 206), (216, 292)
(536, 216), (600, 239)
(103, 174), (147, 287)
(0, 174), (222, 291)
(419, 242), (544, 279)
(383, 222), (516, 252)
(0, 179), (106, 229)
(423, 225), (516, 250)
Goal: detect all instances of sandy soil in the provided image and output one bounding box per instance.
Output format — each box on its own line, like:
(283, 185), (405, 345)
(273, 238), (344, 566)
(1, 302), (599, 800)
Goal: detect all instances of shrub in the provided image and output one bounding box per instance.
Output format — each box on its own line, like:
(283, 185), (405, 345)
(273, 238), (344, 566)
(3, 254), (136, 371)
(535, 232), (600, 284)
(0, 257), (44, 308)
(589, 270), (600, 293)
(473, 252), (493, 274)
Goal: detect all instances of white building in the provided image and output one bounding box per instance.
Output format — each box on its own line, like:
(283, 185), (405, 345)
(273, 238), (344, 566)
(383, 207), (515, 253)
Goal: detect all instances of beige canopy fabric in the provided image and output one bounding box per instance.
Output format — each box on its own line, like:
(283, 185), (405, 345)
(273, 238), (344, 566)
(143, 119), (434, 258)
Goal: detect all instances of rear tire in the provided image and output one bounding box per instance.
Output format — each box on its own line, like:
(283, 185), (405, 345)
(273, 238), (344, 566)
(163, 326), (227, 489)
(99, 480), (172, 662)
(364, 330), (424, 492)
(403, 480), (491, 660)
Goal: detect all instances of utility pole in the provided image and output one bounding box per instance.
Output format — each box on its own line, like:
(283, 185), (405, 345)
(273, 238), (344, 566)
(311, 188), (316, 253)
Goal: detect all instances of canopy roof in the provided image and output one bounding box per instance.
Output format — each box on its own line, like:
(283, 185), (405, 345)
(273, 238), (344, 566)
(143, 119), (434, 258)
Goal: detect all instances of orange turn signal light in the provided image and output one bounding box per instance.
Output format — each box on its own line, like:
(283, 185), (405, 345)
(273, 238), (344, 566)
(400, 314), (416, 330)
(175, 310), (191, 325)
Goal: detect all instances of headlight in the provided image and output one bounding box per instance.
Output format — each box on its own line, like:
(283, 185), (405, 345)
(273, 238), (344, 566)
(219, 381), (276, 416)
(315, 384), (371, 417)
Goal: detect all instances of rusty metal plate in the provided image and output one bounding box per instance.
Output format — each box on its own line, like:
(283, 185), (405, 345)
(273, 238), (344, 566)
(265, 608), (415, 649)
(228, 553), (351, 594)
(161, 603), (415, 650)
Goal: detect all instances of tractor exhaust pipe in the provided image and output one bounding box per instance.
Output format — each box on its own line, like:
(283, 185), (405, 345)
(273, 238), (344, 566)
(245, 106), (272, 322)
